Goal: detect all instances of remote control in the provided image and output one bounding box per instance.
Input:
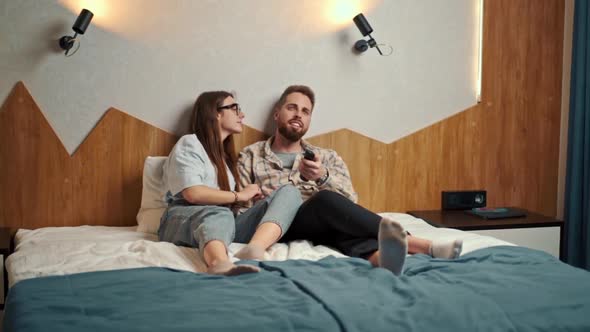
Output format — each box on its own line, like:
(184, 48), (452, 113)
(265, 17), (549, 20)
(300, 149), (315, 181)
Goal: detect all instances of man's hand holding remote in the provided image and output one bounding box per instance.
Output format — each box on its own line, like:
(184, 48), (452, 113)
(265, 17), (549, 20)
(299, 149), (327, 183)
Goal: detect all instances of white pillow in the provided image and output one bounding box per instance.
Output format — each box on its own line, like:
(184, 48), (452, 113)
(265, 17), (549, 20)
(136, 156), (168, 234)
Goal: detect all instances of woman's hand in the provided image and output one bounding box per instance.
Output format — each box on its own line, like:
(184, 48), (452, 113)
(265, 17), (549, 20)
(236, 184), (262, 203)
(251, 186), (273, 204)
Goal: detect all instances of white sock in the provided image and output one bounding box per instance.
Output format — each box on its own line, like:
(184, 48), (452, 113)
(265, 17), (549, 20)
(430, 239), (463, 259)
(378, 218), (408, 276)
(235, 244), (266, 261)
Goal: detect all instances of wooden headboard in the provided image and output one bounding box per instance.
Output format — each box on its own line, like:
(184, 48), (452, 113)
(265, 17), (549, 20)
(0, 81), (433, 232)
(0, 82), (177, 230)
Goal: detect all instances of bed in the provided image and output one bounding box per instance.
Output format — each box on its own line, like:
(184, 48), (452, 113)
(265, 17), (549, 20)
(1, 84), (590, 331)
(4, 214), (590, 331)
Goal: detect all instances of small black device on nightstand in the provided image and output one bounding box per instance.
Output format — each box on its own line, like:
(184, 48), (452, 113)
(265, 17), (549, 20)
(442, 190), (486, 210)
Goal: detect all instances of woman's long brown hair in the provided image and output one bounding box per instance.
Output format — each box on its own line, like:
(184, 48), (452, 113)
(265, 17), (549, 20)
(191, 91), (240, 191)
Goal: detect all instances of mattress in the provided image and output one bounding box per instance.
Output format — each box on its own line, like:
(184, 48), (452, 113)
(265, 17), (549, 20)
(6, 212), (513, 287)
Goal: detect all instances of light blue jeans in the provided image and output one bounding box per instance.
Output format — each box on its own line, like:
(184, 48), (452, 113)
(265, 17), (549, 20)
(158, 185), (302, 255)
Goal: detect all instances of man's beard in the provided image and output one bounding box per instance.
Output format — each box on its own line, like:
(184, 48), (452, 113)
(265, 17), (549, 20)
(278, 123), (307, 142)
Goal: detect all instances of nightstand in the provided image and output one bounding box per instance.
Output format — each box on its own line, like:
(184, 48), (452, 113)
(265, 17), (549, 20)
(0, 227), (12, 310)
(407, 208), (564, 260)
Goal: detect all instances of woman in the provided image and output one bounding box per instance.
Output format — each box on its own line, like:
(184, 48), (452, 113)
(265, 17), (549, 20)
(159, 91), (302, 276)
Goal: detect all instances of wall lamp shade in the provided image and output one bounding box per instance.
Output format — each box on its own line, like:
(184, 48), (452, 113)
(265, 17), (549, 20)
(353, 13), (383, 55)
(58, 9), (94, 56)
(72, 9), (94, 35)
(353, 14), (374, 37)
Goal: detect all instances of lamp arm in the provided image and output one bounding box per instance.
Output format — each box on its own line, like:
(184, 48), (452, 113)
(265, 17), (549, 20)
(367, 35), (383, 55)
(65, 32), (79, 56)
(375, 44), (383, 56)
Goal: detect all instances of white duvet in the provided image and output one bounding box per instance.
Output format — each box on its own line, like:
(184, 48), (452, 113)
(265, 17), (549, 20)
(6, 213), (513, 287)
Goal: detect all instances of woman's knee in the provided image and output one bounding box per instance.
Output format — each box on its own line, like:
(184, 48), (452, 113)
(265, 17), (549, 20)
(194, 207), (235, 245)
(205, 205), (234, 216)
(274, 184), (303, 202)
(199, 207), (235, 230)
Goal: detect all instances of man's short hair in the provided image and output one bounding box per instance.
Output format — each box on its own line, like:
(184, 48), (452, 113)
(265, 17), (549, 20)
(274, 85), (315, 111)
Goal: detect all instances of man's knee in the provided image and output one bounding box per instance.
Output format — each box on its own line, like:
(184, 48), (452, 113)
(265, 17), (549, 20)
(311, 190), (346, 203)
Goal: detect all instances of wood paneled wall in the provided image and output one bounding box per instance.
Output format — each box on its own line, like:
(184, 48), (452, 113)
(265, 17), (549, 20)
(0, 0), (565, 230)
(233, 0), (565, 217)
(0, 83), (177, 230)
(475, 0), (564, 217)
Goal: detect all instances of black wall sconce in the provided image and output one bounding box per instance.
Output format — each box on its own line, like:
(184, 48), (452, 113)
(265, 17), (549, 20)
(353, 13), (391, 56)
(59, 9), (94, 56)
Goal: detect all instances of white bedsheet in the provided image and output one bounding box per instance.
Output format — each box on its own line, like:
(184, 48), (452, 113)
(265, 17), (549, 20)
(6, 213), (513, 287)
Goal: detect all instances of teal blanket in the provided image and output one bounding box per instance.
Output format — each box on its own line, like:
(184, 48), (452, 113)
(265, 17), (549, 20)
(4, 246), (590, 331)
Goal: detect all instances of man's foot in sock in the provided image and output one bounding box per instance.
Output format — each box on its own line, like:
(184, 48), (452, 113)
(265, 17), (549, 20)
(378, 218), (408, 276)
(235, 244), (266, 261)
(430, 239), (463, 259)
(207, 261), (261, 276)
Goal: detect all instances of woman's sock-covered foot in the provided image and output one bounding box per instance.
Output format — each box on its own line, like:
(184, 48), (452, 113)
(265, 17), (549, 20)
(235, 245), (266, 261)
(430, 239), (463, 259)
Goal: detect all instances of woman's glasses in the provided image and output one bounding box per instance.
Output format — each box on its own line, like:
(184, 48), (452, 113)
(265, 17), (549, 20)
(218, 103), (242, 116)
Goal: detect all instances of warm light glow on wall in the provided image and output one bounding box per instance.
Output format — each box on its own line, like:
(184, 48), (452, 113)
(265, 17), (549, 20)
(57, 0), (383, 43)
(324, 0), (380, 29)
(59, 0), (110, 27)
(326, 0), (361, 26)
(58, 0), (152, 43)
(477, 0), (484, 102)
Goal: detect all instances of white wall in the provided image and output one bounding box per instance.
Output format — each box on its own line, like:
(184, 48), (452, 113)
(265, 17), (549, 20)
(0, 0), (478, 154)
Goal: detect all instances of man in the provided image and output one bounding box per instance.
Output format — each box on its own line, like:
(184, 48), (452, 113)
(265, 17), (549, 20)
(238, 85), (462, 275)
